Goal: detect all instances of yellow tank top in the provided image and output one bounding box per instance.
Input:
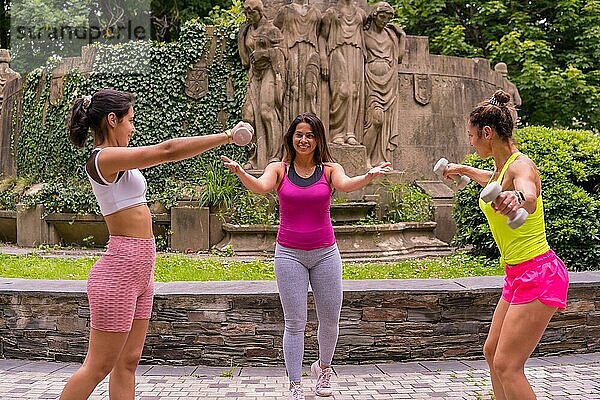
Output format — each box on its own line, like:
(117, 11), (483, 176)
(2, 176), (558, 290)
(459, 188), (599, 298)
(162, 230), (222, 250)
(478, 152), (550, 267)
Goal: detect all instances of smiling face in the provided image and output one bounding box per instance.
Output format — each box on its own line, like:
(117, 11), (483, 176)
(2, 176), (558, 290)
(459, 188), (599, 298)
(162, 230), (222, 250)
(293, 122), (316, 158)
(110, 106), (135, 147)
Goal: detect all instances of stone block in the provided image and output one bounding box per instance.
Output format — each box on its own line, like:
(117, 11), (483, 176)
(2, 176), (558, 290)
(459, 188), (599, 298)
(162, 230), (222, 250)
(16, 204), (52, 247)
(170, 206), (210, 252)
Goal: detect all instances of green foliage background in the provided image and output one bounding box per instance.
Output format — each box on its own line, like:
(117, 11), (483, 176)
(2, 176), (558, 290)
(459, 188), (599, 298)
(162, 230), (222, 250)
(452, 126), (600, 271)
(393, 0), (600, 131)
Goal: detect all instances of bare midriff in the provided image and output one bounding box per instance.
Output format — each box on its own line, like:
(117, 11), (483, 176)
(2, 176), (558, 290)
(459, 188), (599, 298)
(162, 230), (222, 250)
(103, 204), (154, 238)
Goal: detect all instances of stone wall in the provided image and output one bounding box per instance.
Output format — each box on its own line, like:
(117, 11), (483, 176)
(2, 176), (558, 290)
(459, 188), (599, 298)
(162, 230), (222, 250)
(1, 272), (599, 365)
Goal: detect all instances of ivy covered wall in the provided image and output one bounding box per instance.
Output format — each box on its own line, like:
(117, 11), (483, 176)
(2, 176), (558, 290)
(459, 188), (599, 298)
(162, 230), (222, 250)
(15, 20), (248, 213)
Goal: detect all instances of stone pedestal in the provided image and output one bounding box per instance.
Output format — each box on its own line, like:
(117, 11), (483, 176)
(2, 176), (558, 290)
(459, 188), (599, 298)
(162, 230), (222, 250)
(415, 180), (456, 244)
(170, 205), (210, 252)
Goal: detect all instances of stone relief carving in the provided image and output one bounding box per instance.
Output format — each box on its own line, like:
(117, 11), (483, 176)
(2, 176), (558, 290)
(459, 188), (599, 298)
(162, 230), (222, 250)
(362, 2), (406, 167)
(321, 0), (367, 145)
(414, 73), (432, 106)
(274, 0), (325, 127)
(185, 57), (209, 99)
(238, 0), (286, 169)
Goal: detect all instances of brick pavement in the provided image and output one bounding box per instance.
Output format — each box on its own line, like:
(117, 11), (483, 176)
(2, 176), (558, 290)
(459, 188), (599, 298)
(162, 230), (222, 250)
(1, 353), (599, 399)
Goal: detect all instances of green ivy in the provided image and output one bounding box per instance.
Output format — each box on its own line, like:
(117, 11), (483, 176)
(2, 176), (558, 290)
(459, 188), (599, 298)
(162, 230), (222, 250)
(452, 126), (600, 271)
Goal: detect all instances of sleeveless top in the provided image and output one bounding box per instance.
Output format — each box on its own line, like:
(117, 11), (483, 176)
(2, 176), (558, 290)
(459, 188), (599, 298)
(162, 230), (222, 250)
(478, 152), (550, 266)
(85, 148), (147, 216)
(277, 162), (336, 250)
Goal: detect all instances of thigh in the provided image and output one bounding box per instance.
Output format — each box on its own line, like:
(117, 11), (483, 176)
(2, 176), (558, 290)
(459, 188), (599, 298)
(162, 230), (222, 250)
(116, 319), (150, 366)
(485, 298), (510, 356)
(496, 300), (557, 365)
(309, 246), (343, 317)
(275, 247), (310, 320)
(83, 329), (130, 370)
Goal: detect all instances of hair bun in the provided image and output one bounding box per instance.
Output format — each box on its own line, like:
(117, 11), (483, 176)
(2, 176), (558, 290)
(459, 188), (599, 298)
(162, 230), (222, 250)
(489, 89), (511, 107)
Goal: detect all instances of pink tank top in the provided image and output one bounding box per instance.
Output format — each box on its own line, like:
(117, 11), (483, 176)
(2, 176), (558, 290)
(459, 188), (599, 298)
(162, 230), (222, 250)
(277, 164), (336, 250)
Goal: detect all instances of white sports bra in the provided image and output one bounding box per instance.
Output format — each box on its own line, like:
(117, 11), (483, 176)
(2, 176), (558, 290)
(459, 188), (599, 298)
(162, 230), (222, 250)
(85, 148), (147, 216)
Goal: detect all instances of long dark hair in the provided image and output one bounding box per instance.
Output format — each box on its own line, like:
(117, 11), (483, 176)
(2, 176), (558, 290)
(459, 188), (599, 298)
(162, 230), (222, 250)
(67, 89), (134, 148)
(469, 89), (515, 141)
(283, 113), (333, 164)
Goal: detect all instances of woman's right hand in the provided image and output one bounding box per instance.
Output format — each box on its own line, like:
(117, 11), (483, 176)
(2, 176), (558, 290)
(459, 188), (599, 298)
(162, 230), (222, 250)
(221, 155), (242, 175)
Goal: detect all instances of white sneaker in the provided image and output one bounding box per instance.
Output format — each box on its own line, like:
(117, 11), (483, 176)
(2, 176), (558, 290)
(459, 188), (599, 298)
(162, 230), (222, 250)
(288, 382), (305, 400)
(311, 360), (333, 397)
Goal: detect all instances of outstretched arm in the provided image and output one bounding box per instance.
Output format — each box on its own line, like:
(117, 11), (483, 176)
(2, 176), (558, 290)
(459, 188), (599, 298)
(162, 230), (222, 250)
(98, 122), (250, 179)
(221, 156), (280, 194)
(329, 162), (392, 193)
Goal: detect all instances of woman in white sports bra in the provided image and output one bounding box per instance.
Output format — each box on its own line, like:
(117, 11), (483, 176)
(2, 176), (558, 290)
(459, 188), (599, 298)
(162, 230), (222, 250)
(61, 88), (252, 400)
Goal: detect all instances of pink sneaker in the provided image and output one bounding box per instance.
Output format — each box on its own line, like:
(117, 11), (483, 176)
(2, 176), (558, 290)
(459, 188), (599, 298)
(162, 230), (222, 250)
(288, 382), (305, 400)
(310, 360), (333, 396)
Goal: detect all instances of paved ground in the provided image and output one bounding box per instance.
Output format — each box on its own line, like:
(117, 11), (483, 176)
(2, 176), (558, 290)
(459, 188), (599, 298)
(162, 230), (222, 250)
(1, 353), (599, 399)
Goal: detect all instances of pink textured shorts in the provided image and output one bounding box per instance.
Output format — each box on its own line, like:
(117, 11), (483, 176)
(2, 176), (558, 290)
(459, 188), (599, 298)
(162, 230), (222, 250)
(87, 235), (156, 332)
(502, 249), (569, 309)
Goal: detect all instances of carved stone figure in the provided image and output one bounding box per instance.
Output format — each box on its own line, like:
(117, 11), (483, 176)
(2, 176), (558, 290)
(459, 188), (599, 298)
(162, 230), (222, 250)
(321, 0), (367, 145)
(494, 62), (521, 126)
(0, 49), (20, 111)
(0, 49), (22, 177)
(362, 2), (406, 167)
(238, 0), (286, 169)
(274, 0), (324, 127)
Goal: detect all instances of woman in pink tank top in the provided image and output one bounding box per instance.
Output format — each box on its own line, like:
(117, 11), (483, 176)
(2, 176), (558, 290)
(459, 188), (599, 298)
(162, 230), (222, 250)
(61, 89), (252, 400)
(223, 113), (391, 400)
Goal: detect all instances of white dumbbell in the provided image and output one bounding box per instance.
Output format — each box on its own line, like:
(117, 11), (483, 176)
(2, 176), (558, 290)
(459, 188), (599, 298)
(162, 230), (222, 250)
(232, 123), (254, 146)
(433, 158), (471, 189)
(480, 182), (529, 229)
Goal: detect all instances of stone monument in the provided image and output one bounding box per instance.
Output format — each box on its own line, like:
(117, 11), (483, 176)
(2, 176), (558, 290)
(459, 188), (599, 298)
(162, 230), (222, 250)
(362, 2), (406, 168)
(238, 0), (286, 170)
(0, 49), (22, 177)
(495, 61), (522, 127)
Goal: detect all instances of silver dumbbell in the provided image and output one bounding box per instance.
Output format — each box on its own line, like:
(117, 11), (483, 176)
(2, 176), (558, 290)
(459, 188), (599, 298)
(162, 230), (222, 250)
(433, 158), (471, 189)
(232, 123), (254, 146)
(480, 182), (529, 229)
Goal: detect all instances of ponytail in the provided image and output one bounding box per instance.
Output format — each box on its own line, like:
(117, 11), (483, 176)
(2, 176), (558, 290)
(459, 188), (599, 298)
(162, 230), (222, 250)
(66, 89), (134, 148)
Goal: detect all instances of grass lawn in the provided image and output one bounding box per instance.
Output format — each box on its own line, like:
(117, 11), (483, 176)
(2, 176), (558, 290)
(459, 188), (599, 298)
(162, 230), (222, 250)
(0, 252), (503, 281)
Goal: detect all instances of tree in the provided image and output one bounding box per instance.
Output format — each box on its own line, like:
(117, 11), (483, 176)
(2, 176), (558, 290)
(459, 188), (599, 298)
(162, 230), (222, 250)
(392, 0), (600, 131)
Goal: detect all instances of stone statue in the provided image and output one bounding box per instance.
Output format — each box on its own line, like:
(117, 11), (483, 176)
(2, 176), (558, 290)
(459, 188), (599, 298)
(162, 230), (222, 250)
(0, 49), (21, 111)
(238, 0), (286, 169)
(274, 0), (324, 127)
(362, 2), (406, 168)
(321, 0), (367, 145)
(494, 62), (522, 126)
(0, 49), (22, 177)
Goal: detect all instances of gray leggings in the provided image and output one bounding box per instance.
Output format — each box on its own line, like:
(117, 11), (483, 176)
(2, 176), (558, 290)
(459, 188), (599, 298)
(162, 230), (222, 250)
(274, 243), (343, 382)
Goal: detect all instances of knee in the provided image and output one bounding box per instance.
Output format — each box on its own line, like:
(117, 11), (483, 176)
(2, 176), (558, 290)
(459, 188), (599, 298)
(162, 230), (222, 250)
(82, 361), (113, 383)
(482, 340), (496, 364)
(284, 317), (307, 334)
(115, 350), (143, 374)
(493, 354), (523, 381)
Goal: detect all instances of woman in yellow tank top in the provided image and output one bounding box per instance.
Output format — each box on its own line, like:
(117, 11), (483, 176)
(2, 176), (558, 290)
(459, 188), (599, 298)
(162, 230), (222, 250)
(444, 90), (569, 400)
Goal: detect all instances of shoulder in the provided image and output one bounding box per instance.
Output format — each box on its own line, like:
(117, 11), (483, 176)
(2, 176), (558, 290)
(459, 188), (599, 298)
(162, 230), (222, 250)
(508, 154), (538, 178)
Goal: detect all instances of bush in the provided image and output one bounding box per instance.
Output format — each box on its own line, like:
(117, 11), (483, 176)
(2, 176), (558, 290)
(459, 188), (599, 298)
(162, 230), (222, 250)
(380, 181), (434, 223)
(453, 126), (600, 271)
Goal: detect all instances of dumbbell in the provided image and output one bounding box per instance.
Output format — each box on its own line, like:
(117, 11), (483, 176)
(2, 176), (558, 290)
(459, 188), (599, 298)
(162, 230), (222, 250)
(480, 182), (529, 229)
(433, 158), (470, 189)
(231, 123), (254, 146)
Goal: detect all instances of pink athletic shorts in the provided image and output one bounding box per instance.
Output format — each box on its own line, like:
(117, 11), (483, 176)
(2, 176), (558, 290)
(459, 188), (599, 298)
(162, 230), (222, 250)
(502, 249), (569, 309)
(87, 235), (156, 332)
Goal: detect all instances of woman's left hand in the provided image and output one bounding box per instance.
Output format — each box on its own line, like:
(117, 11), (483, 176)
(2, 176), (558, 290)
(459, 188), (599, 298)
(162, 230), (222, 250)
(367, 162), (393, 178)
